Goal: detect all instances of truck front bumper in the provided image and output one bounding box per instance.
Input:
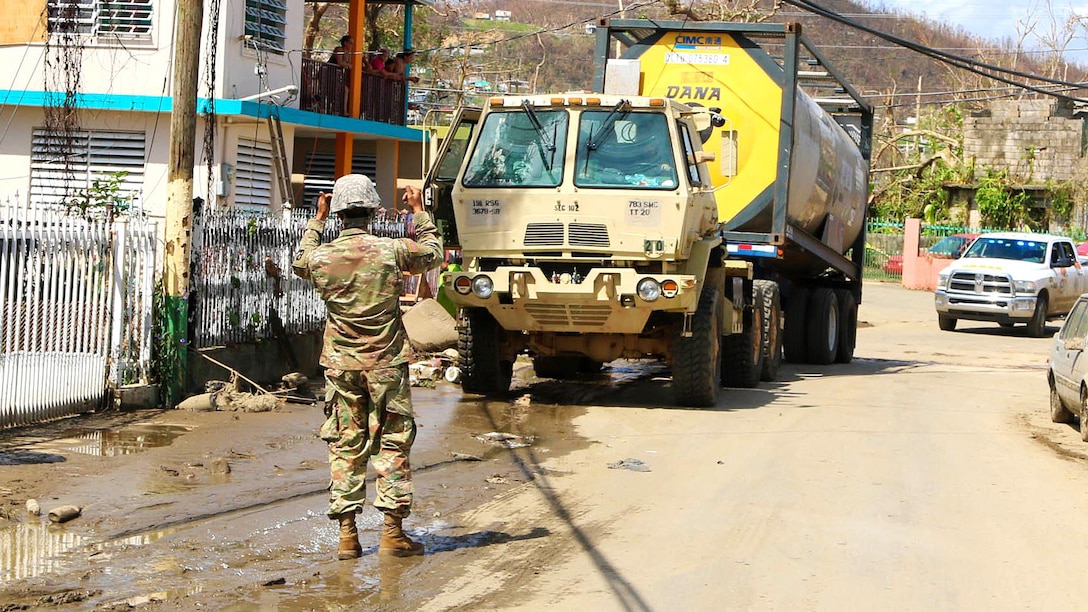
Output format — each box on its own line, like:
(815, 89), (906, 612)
(445, 267), (700, 334)
(934, 290), (1037, 322)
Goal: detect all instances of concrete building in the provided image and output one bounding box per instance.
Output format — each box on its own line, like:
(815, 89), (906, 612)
(0, 0), (429, 217)
(963, 99), (1086, 184)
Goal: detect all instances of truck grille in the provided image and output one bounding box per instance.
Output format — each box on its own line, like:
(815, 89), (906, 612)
(568, 223), (610, 247)
(524, 223), (564, 246)
(524, 303), (612, 327)
(948, 272), (1013, 295)
(523, 223), (610, 248)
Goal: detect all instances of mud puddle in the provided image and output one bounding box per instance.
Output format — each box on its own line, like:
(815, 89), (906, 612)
(0, 380), (604, 610)
(0, 520), (181, 582)
(37, 423), (193, 457)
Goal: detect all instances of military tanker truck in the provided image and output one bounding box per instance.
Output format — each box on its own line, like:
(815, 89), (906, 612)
(424, 20), (872, 407)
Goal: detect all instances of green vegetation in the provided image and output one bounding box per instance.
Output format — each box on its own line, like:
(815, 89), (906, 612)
(974, 171), (1036, 230)
(66, 171), (133, 220)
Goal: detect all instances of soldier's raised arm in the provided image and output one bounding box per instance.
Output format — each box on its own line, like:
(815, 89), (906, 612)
(292, 192), (330, 280)
(396, 185), (443, 274)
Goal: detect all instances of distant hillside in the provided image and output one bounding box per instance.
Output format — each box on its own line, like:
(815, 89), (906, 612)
(437, 0), (1088, 113)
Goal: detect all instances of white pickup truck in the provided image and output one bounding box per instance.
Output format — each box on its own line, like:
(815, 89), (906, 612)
(934, 232), (1088, 337)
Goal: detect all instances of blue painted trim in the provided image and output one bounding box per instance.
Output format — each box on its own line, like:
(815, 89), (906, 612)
(0, 89), (424, 142)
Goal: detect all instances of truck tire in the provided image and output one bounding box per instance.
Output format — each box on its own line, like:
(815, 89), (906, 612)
(805, 287), (840, 365)
(755, 280), (782, 381)
(458, 308), (513, 395)
(673, 284), (722, 407)
(1050, 379), (1074, 423)
(783, 287), (809, 363)
(937, 314), (957, 332)
(722, 299), (764, 388)
(835, 289), (858, 364)
(1027, 293), (1049, 338)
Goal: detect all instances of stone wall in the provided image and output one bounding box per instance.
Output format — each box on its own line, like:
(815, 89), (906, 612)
(963, 100), (1084, 183)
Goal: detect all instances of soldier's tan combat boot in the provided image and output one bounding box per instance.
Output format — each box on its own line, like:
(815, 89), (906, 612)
(379, 513), (424, 557)
(336, 513), (362, 560)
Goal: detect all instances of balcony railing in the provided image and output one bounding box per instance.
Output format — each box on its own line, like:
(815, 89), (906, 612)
(300, 57), (407, 126)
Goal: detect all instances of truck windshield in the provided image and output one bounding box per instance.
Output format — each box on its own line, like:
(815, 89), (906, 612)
(575, 111), (678, 189)
(961, 237), (1047, 263)
(462, 109), (567, 187)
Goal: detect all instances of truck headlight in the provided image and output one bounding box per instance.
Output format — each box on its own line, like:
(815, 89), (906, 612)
(937, 272), (949, 289)
(637, 278), (661, 302)
(472, 275), (494, 299)
(1013, 280), (1037, 293)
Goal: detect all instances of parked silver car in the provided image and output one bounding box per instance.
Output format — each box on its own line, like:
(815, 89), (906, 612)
(1048, 293), (1088, 440)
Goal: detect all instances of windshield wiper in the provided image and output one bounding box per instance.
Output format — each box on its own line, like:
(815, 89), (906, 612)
(521, 100), (556, 153)
(586, 100), (630, 151)
(521, 100), (557, 172)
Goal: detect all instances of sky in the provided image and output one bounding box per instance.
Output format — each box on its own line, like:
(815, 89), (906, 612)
(861, 0), (1088, 62)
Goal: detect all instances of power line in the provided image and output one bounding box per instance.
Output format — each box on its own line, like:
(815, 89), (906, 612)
(783, 0), (1088, 103)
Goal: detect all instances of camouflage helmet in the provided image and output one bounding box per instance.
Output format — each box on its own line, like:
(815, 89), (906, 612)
(329, 174), (381, 213)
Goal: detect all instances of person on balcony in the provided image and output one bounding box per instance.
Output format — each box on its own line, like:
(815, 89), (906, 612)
(390, 48), (421, 83)
(326, 35), (354, 114)
(369, 48), (393, 74)
(329, 35), (353, 71)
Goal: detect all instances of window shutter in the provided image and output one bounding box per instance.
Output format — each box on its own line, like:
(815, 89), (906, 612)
(300, 152), (378, 208)
(30, 128), (145, 207)
(97, 0), (153, 38)
(47, 0), (95, 35)
(236, 139), (274, 209)
(48, 0), (152, 39)
(244, 0), (287, 54)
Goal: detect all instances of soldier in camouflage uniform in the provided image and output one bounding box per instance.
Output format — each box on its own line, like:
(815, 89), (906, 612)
(292, 174), (442, 559)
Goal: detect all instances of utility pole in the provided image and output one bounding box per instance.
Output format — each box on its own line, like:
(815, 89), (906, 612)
(162, 0), (203, 406)
(915, 76), (922, 162)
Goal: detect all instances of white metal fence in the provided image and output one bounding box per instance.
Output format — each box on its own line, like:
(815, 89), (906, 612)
(190, 208), (333, 348)
(0, 196), (157, 428)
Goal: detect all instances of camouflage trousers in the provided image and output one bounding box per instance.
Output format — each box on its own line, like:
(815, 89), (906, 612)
(319, 365), (416, 519)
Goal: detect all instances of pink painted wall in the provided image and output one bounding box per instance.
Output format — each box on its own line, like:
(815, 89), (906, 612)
(900, 218), (958, 291)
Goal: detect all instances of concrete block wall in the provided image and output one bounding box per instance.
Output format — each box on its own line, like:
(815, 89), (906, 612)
(963, 100), (1083, 183)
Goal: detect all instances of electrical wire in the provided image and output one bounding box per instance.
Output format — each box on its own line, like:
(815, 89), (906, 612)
(416, 0), (660, 56)
(782, 0), (1088, 103)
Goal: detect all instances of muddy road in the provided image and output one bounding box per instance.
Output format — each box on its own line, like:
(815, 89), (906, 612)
(2, 282), (1086, 610)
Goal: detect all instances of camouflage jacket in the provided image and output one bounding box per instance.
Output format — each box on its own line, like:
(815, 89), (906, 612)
(292, 212), (443, 370)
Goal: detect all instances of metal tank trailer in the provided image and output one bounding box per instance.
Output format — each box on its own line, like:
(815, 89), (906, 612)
(425, 20), (873, 407)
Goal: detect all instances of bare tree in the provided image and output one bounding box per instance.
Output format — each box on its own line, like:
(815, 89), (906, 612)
(303, 3), (331, 58)
(661, 0), (782, 22)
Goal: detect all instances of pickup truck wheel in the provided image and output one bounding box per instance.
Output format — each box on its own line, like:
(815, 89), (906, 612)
(1051, 379), (1075, 423)
(458, 308), (513, 395)
(673, 284), (722, 407)
(1027, 294), (1049, 338)
(722, 299), (764, 388)
(835, 289), (858, 364)
(755, 280), (782, 381)
(1080, 388), (1088, 442)
(783, 287), (810, 363)
(805, 287), (840, 365)
(937, 314), (957, 332)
